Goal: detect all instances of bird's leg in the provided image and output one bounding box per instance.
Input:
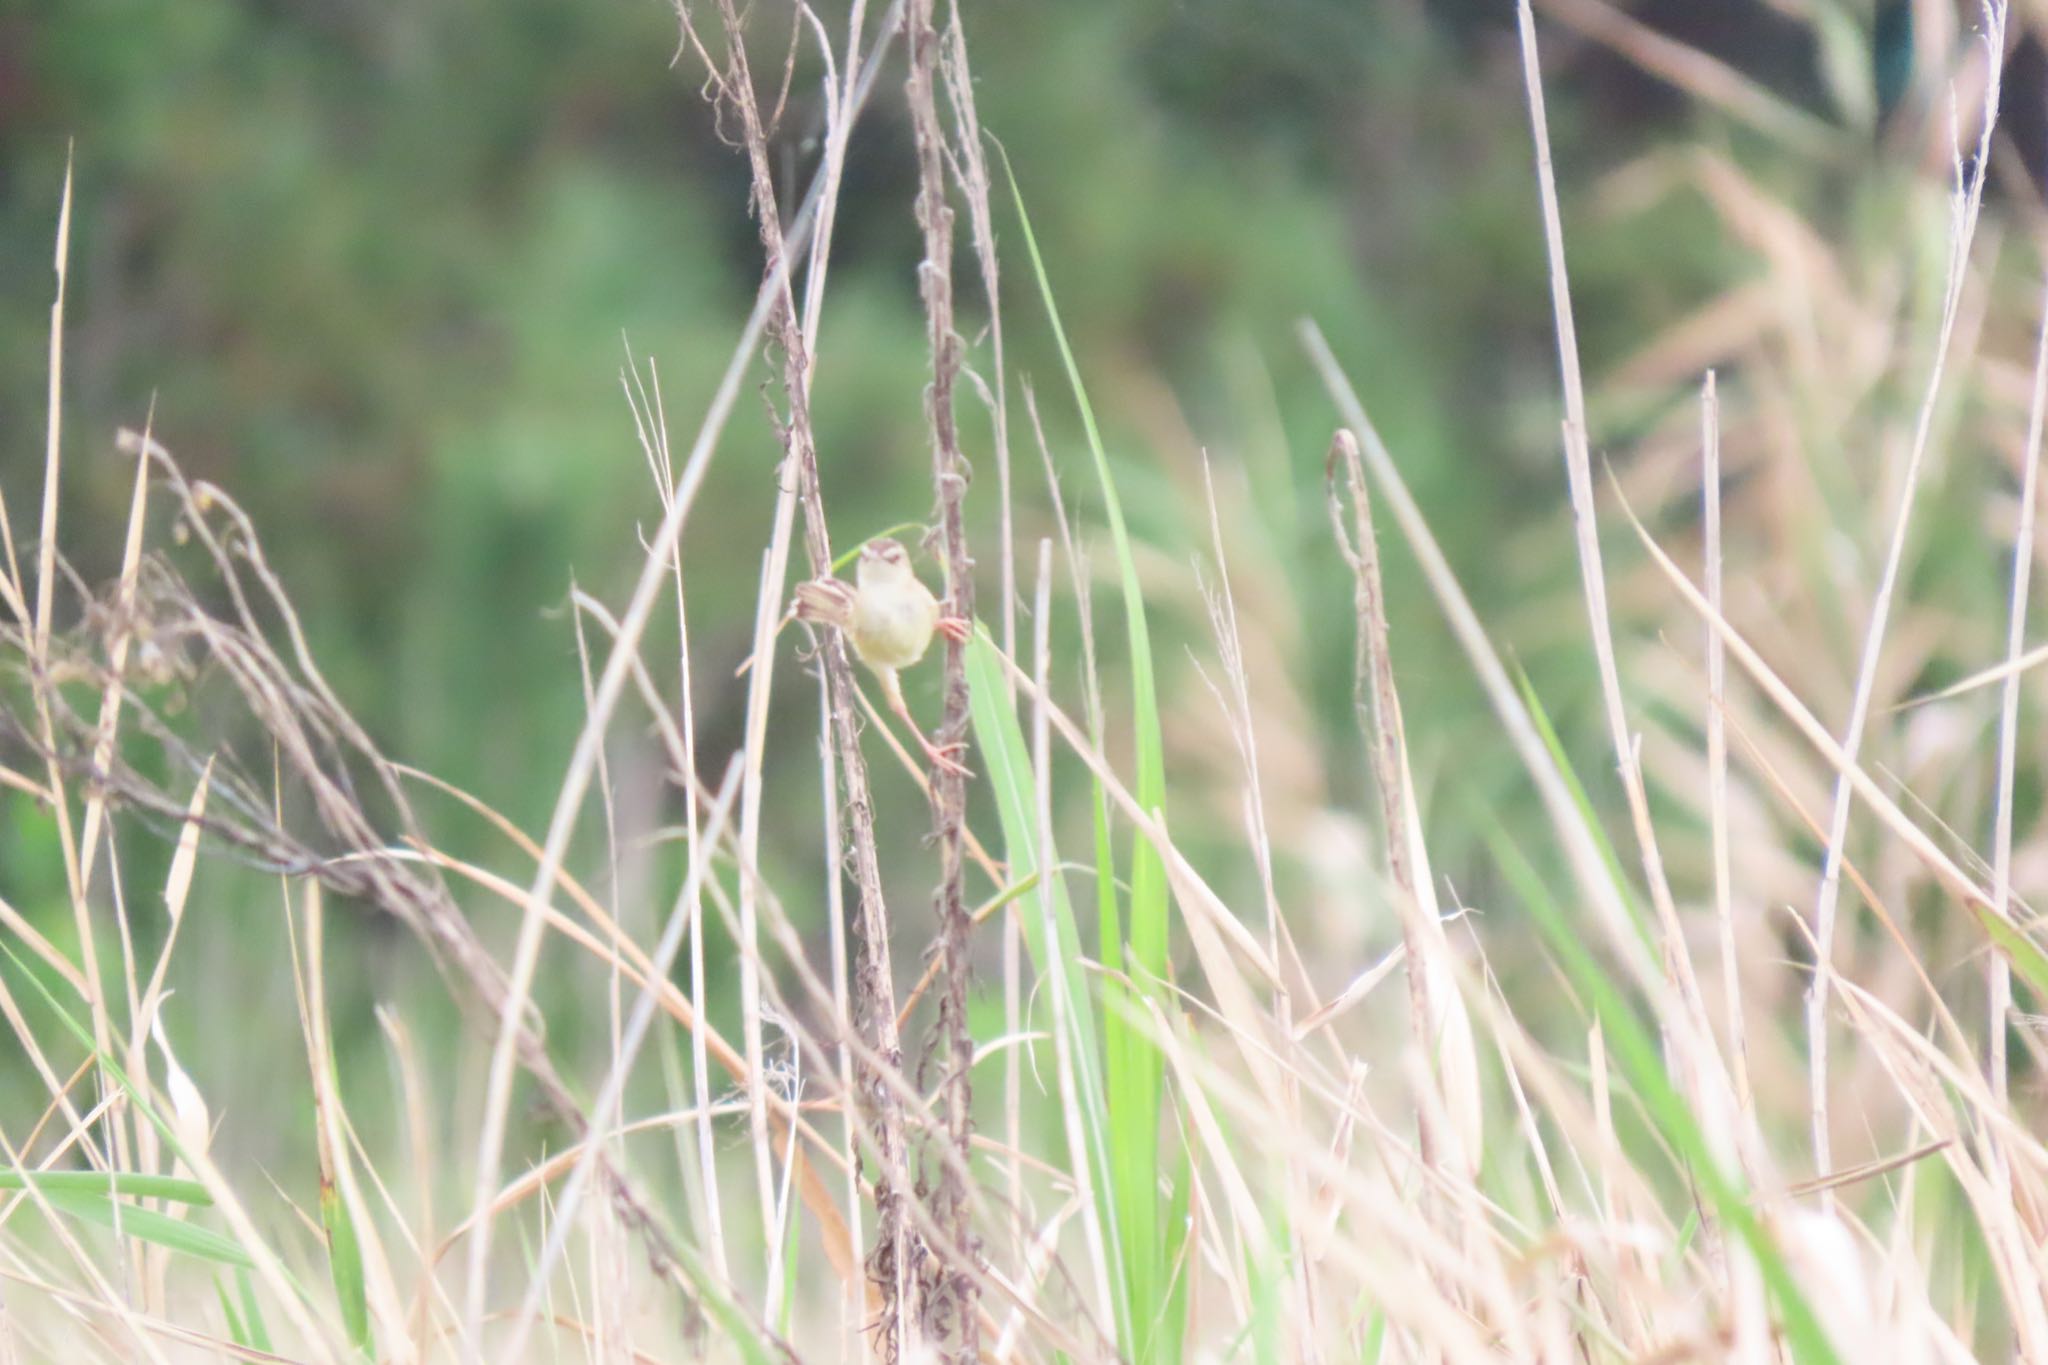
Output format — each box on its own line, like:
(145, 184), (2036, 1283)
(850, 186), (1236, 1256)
(877, 666), (971, 778)
(935, 614), (971, 645)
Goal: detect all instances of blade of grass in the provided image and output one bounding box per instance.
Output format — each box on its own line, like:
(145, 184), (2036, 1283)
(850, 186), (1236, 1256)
(1003, 147), (1177, 1365)
(318, 1086), (372, 1356)
(1512, 668), (1654, 953)
(40, 1190), (254, 1269)
(0, 1171), (213, 1204)
(235, 1267), (272, 1354)
(215, 1276), (250, 1350)
(966, 615), (1128, 1348)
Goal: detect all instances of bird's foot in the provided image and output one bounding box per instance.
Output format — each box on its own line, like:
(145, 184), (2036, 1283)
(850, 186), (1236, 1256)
(920, 733), (973, 779)
(936, 614), (971, 644)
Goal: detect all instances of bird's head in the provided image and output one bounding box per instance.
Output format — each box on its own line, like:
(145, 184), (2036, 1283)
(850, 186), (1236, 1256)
(856, 537), (914, 588)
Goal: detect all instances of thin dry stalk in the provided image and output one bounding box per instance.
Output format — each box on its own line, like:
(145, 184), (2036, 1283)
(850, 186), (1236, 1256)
(289, 885), (411, 1356)
(1701, 373), (1749, 1112)
(1990, 276), (2048, 1112)
(564, 569), (638, 1361)
(772, 22), (878, 1325)
(1513, 0), (1714, 1089)
(78, 407), (155, 895)
(32, 157), (70, 691)
(1799, 1), (2007, 1193)
(621, 352), (729, 1281)
(1001, 785), (1023, 1286)
(738, 546), (787, 1274)
(92, 412), (163, 1312)
(938, 0), (1013, 677)
(1196, 458), (1286, 991)
(903, 0), (980, 1352)
(695, 0), (837, 1284)
(818, 674), (868, 1357)
(29, 151), (109, 1140)
(569, 560), (638, 1358)
(1195, 455), (1331, 1342)
(1323, 430), (1443, 1178)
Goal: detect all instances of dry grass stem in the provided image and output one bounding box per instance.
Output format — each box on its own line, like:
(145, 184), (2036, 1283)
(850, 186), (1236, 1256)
(903, 0), (981, 1351)
(1797, 0), (2007, 1194)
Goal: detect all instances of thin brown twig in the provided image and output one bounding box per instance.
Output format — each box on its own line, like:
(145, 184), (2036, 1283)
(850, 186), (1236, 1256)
(938, 0), (1013, 681)
(904, 0), (980, 1353)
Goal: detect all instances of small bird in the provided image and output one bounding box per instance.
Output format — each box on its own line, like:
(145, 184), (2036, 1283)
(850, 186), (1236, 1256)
(793, 537), (972, 777)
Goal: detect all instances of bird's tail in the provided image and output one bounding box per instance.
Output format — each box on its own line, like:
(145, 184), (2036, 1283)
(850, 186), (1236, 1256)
(792, 577), (857, 631)
(735, 576), (855, 679)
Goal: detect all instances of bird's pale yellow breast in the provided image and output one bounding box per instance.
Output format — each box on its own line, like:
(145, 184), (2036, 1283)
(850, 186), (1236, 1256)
(851, 577), (939, 670)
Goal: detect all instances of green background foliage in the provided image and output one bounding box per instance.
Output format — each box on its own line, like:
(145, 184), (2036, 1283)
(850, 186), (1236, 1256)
(0, 0), (1839, 1233)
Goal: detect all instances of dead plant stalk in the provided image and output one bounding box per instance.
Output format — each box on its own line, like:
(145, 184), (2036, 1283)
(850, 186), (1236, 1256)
(904, 0), (981, 1353)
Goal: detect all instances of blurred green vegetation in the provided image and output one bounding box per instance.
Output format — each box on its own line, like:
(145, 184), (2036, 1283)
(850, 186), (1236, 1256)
(2, 0), (1818, 1124)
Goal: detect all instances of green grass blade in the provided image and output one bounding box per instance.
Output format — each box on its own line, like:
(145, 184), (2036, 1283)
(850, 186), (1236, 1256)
(215, 1276), (249, 1349)
(320, 1172), (371, 1355)
(1003, 147), (1177, 1365)
(966, 628), (1104, 1064)
(1360, 1306), (1386, 1361)
(1971, 902), (2048, 1003)
(1512, 665), (1655, 951)
(42, 1189), (255, 1268)
(967, 626), (1133, 1349)
(0, 1170), (212, 1205)
(237, 1267), (274, 1352)
(316, 1048), (374, 1357)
